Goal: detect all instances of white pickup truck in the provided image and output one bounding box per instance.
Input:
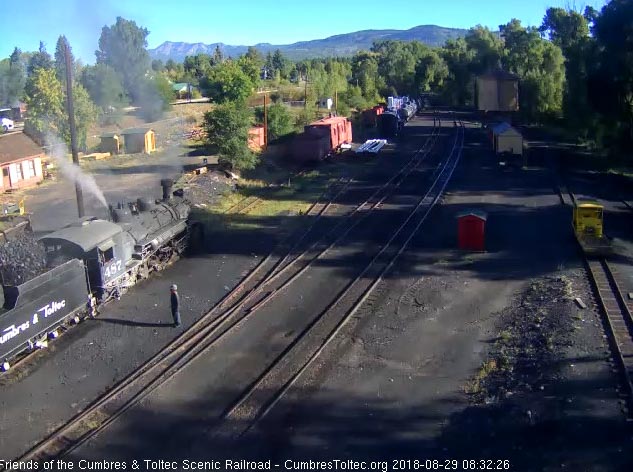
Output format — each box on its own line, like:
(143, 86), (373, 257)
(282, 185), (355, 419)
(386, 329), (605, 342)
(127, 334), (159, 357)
(1, 117), (14, 132)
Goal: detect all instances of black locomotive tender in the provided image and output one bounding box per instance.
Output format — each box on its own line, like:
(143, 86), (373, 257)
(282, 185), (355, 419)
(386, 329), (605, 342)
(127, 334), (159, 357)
(377, 96), (418, 138)
(0, 179), (199, 364)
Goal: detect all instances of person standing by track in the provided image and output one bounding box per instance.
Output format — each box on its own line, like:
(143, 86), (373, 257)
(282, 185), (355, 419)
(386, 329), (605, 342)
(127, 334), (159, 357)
(170, 284), (181, 327)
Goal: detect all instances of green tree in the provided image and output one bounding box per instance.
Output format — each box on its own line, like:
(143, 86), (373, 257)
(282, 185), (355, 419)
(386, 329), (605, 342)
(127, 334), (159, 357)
(590, 0), (633, 145)
(342, 84), (368, 111)
(203, 103), (257, 170)
(272, 49), (287, 77)
(183, 53), (213, 82)
(202, 61), (254, 104)
(54, 35), (74, 88)
(541, 7), (595, 134)
(0, 48), (26, 106)
(245, 47), (264, 69)
(27, 41), (53, 76)
(465, 26), (505, 74)
(541, 8), (590, 53)
(255, 102), (294, 140)
(165, 59), (177, 71)
(372, 40), (429, 95)
(59, 84), (98, 149)
(213, 45), (224, 65)
(24, 67), (64, 137)
(25, 67), (98, 148)
(351, 51), (383, 103)
(81, 63), (128, 110)
(501, 19), (565, 119)
(96, 17), (151, 101)
(441, 37), (475, 106)
(236, 55), (261, 87)
(414, 50), (449, 94)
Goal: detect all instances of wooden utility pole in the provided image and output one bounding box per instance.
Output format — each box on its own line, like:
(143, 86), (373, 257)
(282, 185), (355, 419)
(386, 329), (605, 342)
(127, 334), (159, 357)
(64, 41), (84, 218)
(263, 93), (268, 150)
(304, 73), (308, 110)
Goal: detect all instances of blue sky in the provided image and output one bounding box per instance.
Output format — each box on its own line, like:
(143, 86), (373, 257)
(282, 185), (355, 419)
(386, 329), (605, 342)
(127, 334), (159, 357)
(1, 0), (607, 63)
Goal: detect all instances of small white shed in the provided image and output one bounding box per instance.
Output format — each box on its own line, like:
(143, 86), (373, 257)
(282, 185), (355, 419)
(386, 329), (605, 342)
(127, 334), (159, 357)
(319, 97), (333, 110)
(491, 122), (523, 156)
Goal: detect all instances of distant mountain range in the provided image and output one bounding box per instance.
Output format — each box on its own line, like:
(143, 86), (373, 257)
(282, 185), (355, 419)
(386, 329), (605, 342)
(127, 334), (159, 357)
(149, 25), (467, 62)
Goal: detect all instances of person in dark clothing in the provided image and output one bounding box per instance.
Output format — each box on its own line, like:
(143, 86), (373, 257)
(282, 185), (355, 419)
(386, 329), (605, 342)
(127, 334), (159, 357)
(170, 284), (181, 327)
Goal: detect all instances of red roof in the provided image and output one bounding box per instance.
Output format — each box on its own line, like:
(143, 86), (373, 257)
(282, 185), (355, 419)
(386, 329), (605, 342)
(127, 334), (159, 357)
(0, 132), (44, 165)
(309, 116), (349, 126)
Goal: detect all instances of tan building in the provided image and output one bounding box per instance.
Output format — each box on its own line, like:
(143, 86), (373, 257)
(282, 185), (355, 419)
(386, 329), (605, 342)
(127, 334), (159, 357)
(121, 128), (156, 154)
(0, 132), (44, 192)
(99, 132), (122, 154)
(476, 71), (519, 112)
(491, 122), (523, 156)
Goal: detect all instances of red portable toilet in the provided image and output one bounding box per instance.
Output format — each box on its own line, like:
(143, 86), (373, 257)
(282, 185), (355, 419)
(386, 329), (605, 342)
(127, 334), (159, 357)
(457, 210), (487, 251)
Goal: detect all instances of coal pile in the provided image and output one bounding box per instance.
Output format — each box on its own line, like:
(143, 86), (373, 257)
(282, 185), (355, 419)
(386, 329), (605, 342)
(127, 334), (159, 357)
(186, 171), (236, 208)
(0, 235), (48, 286)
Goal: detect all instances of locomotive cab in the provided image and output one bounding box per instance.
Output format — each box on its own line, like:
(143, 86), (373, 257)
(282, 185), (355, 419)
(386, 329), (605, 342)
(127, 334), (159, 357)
(39, 218), (130, 299)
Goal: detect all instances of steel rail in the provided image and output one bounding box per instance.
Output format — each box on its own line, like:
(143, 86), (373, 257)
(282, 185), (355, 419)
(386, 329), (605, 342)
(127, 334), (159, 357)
(13, 115), (442, 464)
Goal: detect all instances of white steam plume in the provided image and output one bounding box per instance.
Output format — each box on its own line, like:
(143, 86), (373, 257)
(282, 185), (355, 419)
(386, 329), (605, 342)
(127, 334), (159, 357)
(46, 134), (108, 208)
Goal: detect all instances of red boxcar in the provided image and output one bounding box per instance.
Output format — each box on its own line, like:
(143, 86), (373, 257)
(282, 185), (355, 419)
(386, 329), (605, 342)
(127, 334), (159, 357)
(361, 105), (385, 127)
(305, 116), (352, 151)
(290, 127), (332, 163)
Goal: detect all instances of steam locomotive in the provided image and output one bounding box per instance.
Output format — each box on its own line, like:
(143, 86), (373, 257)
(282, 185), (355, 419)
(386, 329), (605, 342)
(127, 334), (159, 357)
(0, 180), (200, 364)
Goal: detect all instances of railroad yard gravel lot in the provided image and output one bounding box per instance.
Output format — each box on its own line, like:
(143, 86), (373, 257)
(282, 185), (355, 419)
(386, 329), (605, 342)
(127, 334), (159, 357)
(0, 118), (431, 460)
(0, 250), (263, 459)
(65, 116), (450, 461)
(2, 115), (632, 470)
(237, 123), (633, 470)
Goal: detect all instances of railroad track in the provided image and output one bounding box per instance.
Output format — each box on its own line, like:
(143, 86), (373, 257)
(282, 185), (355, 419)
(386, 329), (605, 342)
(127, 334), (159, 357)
(12, 115), (444, 464)
(561, 185), (633, 419)
(586, 258), (633, 417)
(223, 195), (261, 214)
(215, 119), (464, 438)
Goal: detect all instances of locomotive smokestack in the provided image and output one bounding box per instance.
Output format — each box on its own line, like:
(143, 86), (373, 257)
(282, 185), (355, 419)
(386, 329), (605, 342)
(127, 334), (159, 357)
(160, 179), (173, 201)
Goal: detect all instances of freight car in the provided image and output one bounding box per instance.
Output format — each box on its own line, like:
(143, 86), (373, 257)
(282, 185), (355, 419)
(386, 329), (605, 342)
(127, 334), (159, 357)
(362, 105), (384, 127)
(290, 115), (353, 163)
(378, 97), (418, 138)
(378, 110), (402, 138)
(0, 180), (200, 365)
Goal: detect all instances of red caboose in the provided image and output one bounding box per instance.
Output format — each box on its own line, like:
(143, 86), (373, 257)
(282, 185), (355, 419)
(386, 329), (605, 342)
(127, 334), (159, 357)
(305, 116), (352, 152)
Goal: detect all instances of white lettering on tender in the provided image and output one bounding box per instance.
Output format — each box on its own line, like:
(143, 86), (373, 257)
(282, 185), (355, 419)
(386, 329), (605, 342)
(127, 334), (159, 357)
(38, 300), (66, 318)
(0, 321), (30, 345)
(0, 300), (67, 346)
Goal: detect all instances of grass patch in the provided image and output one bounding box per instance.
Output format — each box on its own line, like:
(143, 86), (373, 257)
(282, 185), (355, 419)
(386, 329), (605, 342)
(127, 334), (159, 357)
(464, 359), (500, 396)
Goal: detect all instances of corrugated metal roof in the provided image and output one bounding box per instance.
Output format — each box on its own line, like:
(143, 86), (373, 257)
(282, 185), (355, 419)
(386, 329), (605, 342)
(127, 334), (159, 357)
(491, 122), (521, 137)
(310, 116), (349, 126)
(40, 219), (122, 252)
(121, 128), (153, 135)
(0, 132), (44, 165)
